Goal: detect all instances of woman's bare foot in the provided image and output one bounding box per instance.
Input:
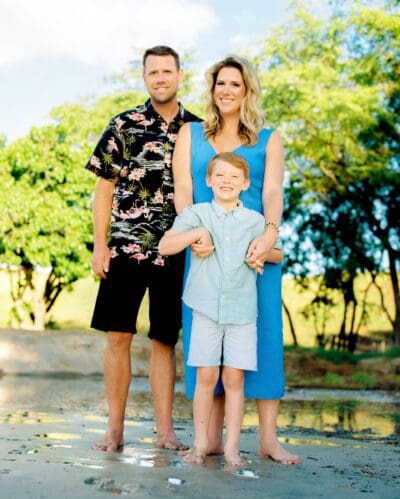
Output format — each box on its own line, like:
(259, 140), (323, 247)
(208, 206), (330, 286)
(224, 449), (245, 467)
(156, 433), (188, 451)
(183, 446), (207, 465)
(92, 430), (124, 452)
(259, 440), (301, 464)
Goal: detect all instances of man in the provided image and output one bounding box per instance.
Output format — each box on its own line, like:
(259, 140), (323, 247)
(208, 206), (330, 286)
(86, 46), (201, 452)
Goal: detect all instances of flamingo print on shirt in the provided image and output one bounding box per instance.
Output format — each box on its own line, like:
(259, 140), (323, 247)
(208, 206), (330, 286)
(85, 99), (201, 267)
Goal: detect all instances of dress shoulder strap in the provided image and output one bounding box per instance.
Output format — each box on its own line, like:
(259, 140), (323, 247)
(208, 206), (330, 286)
(258, 128), (274, 148)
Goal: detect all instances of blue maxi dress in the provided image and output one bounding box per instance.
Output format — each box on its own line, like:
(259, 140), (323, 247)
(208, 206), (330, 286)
(182, 122), (285, 400)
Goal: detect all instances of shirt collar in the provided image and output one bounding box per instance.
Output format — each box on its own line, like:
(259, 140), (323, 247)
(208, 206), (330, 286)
(211, 199), (244, 219)
(144, 98), (184, 122)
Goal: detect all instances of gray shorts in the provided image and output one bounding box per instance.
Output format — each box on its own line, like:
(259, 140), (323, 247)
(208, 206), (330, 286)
(187, 311), (257, 371)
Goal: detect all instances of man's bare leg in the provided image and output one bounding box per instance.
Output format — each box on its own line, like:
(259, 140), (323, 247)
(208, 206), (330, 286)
(222, 367), (245, 466)
(93, 332), (133, 452)
(257, 399), (301, 464)
(150, 339), (187, 450)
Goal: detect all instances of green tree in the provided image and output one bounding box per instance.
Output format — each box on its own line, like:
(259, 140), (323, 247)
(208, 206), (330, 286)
(0, 90), (146, 329)
(256, 1), (400, 345)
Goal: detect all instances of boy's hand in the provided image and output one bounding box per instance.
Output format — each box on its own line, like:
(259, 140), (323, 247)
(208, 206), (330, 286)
(191, 228), (214, 258)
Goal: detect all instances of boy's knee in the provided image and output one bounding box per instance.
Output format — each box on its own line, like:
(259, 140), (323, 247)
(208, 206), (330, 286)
(222, 367), (244, 390)
(197, 366), (219, 388)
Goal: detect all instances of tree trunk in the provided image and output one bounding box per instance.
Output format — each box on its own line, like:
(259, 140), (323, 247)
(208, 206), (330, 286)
(387, 247), (400, 346)
(282, 299), (298, 346)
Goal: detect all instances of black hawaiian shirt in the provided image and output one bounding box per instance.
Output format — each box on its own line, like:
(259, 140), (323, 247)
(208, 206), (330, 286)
(86, 99), (201, 269)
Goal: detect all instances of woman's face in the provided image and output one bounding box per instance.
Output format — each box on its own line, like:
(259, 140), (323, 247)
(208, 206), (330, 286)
(213, 66), (246, 117)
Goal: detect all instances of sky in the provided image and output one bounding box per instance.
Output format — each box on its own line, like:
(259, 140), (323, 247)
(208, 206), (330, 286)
(0, 0), (293, 142)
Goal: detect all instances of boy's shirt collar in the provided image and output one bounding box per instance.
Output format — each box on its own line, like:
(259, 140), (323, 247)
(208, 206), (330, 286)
(211, 199), (244, 219)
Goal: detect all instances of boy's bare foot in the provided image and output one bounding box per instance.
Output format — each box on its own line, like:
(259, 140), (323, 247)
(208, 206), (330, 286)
(156, 434), (188, 451)
(179, 440), (223, 457)
(224, 448), (245, 467)
(183, 446), (207, 465)
(92, 430), (123, 452)
(259, 440), (301, 464)
(207, 440), (224, 455)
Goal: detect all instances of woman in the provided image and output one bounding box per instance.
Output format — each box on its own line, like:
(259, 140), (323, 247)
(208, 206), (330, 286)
(173, 55), (301, 464)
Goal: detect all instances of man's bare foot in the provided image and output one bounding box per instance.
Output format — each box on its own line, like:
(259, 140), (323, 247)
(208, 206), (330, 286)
(224, 449), (245, 467)
(92, 430), (124, 452)
(259, 440), (301, 464)
(183, 446), (206, 465)
(156, 434), (188, 451)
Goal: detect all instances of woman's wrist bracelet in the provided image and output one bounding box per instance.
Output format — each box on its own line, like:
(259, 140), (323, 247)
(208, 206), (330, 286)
(265, 221), (281, 233)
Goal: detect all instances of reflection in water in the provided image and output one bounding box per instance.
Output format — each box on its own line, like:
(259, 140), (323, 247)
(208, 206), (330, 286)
(280, 437), (363, 447)
(45, 432), (81, 441)
(0, 376), (399, 438)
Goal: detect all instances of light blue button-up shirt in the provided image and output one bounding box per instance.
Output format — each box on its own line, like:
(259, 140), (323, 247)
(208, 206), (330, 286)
(173, 201), (266, 324)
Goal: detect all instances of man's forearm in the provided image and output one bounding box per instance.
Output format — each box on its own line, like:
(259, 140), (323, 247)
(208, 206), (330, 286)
(93, 179), (114, 247)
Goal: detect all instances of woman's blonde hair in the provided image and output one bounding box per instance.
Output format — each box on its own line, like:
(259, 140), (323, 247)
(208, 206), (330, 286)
(204, 55), (265, 146)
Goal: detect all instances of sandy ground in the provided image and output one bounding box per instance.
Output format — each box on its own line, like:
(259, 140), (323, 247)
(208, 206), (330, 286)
(1, 329), (399, 498)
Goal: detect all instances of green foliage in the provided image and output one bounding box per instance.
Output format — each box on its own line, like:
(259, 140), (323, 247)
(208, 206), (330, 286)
(324, 372), (345, 386)
(254, 1), (400, 345)
(382, 348), (400, 359)
(351, 372), (378, 389)
(314, 348), (359, 365)
(0, 89), (146, 328)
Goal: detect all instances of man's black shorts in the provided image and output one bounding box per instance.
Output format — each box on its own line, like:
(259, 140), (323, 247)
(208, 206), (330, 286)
(91, 255), (184, 346)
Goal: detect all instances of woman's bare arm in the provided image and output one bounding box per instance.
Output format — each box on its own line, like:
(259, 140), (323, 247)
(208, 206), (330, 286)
(172, 123), (193, 214)
(247, 131), (284, 267)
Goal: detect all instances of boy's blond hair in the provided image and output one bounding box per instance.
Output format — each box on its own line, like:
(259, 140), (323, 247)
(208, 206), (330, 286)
(206, 152), (250, 179)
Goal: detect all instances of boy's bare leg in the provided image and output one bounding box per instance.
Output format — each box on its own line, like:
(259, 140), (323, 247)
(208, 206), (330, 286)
(151, 339), (187, 450)
(93, 332), (133, 452)
(222, 366), (246, 466)
(184, 366), (219, 464)
(207, 394), (225, 454)
(257, 399), (301, 464)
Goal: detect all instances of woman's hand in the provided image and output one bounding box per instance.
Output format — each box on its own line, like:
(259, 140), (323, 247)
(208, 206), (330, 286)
(245, 235), (272, 275)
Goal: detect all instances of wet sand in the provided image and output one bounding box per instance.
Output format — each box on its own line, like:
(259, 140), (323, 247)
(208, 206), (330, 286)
(1, 330), (399, 498)
(1, 410), (399, 498)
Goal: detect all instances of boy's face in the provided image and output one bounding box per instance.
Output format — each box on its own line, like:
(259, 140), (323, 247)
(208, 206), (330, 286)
(206, 160), (250, 208)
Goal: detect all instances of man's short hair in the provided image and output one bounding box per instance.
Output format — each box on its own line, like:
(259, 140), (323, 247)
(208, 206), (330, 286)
(143, 46), (180, 70)
(207, 152), (250, 179)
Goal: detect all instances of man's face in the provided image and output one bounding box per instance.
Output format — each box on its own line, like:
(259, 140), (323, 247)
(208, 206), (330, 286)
(143, 55), (183, 105)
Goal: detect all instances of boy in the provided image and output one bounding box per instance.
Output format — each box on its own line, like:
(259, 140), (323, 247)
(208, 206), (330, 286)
(159, 152), (282, 466)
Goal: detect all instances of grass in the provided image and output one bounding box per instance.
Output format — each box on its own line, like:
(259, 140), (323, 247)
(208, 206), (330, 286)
(351, 372), (378, 389)
(0, 270), (395, 349)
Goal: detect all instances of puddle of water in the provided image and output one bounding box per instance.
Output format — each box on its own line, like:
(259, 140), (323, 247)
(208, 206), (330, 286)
(242, 398), (400, 438)
(1, 376), (399, 439)
(280, 437), (364, 448)
(1, 411), (66, 425)
(137, 437), (154, 444)
(45, 433), (81, 441)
